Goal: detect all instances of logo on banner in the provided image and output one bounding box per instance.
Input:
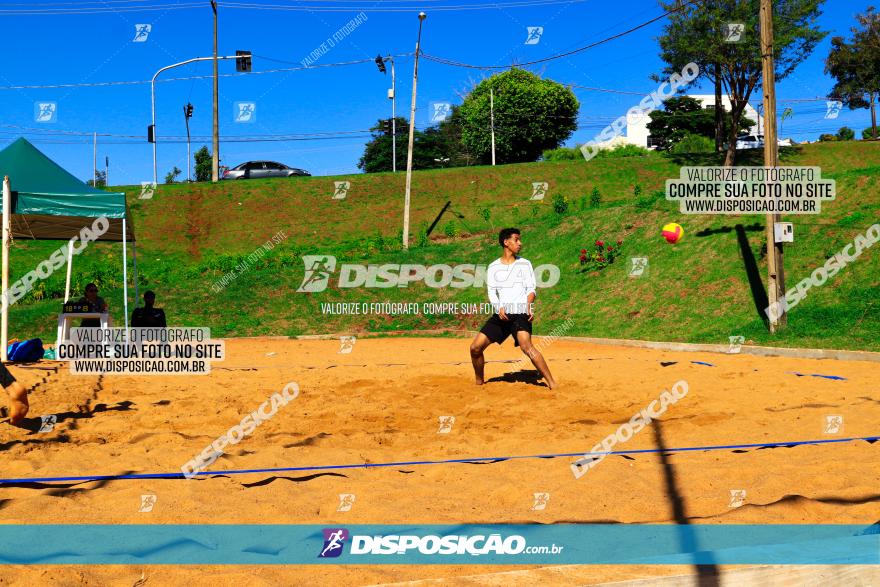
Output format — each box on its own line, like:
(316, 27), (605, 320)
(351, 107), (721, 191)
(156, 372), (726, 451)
(318, 528), (350, 558)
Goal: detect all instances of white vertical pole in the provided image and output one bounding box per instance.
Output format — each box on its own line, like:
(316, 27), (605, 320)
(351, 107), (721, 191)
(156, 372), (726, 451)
(93, 132), (97, 185)
(403, 13), (427, 250)
(391, 57), (397, 173)
(2, 177), (10, 362)
(152, 78), (158, 186)
(132, 239), (139, 309)
(64, 239), (74, 302)
(122, 218), (129, 331)
(490, 88), (497, 166)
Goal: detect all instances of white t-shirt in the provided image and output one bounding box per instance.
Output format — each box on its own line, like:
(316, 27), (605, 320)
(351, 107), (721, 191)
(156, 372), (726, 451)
(486, 256), (537, 314)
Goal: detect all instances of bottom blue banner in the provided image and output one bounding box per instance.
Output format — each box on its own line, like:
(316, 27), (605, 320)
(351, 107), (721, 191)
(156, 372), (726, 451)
(0, 524), (877, 565)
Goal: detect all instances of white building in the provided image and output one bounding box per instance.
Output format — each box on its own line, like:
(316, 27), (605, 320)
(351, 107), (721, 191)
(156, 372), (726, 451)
(600, 94), (763, 150)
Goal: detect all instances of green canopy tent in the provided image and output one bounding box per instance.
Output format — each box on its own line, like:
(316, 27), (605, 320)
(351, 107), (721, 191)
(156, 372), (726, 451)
(0, 138), (137, 358)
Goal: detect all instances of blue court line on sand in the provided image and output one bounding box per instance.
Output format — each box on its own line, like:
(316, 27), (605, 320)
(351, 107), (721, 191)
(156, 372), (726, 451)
(791, 372), (848, 380)
(1, 435), (877, 485)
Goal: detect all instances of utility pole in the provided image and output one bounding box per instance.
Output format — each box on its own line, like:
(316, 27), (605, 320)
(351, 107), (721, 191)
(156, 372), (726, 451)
(490, 88), (497, 166)
(93, 132), (97, 185)
(105, 156), (109, 187)
(760, 0), (786, 331)
(403, 12), (426, 250)
(211, 0), (220, 183)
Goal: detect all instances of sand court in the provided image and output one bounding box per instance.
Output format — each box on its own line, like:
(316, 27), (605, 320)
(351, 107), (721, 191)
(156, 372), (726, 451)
(1, 337), (878, 584)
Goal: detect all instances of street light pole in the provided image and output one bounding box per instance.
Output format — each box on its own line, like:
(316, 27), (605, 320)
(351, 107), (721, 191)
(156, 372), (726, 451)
(403, 12), (426, 250)
(211, 0), (220, 183)
(151, 55), (244, 186)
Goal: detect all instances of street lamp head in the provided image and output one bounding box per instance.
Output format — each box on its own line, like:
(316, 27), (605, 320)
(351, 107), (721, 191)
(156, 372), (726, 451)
(418, 11), (426, 20)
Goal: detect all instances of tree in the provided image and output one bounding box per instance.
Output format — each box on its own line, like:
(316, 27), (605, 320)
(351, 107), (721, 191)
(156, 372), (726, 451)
(86, 169), (107, 188)
(836, 126), (855, 141)
(358, 116), (468, 173)
(358, 117), (409, 173)
(194, 146), (212, 182)
(436, 106), (479, 167)
(165, 166), (181, 184)
(825, 7), (880, 140)
(646, 96), (754, 150)
(864, 127), (879, 140)
(670, 133), (716, 154)
(457, 69), (578, 164)
(657, 0), (827, 166)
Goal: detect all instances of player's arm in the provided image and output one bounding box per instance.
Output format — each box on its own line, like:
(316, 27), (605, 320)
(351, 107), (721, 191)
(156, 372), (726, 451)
(525, 261), (537, 321)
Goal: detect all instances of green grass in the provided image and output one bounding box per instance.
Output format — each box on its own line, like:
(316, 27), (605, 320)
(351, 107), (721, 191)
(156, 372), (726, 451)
(6, 141), (880, 351)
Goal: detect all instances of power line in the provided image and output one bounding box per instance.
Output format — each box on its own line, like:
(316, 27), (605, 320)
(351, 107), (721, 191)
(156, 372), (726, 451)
(0, 2), (205, 15)
(421, 0), (704, 70)
(0, 54), (411, 91)
(0, 0), (592, 14)
(221, 0), (594, 13)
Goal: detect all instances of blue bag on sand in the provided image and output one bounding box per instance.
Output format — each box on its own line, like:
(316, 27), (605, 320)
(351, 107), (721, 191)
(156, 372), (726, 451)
(7, 338), (44, 362)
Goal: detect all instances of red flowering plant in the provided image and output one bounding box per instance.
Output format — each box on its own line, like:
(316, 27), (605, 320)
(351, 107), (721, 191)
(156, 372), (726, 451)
(579, 239), (623, 271)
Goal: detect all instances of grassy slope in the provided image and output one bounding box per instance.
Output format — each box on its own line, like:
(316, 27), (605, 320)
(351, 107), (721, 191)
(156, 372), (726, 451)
(7, 141), (880, 351)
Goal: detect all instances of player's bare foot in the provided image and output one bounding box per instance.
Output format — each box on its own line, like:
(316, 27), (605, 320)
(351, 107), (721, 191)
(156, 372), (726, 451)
(6, 382), (29, 425)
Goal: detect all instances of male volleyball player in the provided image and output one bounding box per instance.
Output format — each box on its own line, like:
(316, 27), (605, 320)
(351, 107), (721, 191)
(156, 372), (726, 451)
(470, 228), (558, 389)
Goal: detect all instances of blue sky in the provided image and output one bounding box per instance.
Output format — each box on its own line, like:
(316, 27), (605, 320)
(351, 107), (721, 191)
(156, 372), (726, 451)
(0, 0), (874, 185)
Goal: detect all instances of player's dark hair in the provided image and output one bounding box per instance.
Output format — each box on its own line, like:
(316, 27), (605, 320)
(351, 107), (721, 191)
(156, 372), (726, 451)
(144, 290), (155, 299)
(498, 227), (520, 247)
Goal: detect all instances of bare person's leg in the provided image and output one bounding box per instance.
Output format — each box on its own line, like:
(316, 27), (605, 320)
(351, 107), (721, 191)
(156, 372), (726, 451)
(5, 381), (29, 425)
(516, 331), (557, 389)
(469, 333), (492, 385)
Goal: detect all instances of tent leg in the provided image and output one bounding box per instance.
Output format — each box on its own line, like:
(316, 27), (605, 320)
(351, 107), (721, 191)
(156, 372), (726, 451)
(132, 239), (139, 309)
(1, 177), (9, 362)
(123, 218), (129, 332)
(64, 239), (74, 303)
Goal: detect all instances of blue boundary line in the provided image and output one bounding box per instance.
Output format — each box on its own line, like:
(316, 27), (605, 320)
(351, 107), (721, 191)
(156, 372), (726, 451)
(1, 435), (877, 485)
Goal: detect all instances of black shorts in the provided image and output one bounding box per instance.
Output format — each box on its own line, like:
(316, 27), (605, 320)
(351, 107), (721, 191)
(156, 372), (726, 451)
(0, 363), (16, 388)
(480, 313), (532, 347)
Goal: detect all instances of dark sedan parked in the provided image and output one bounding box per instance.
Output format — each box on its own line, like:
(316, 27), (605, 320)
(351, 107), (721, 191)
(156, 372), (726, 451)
(222, 161), (311, 180)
